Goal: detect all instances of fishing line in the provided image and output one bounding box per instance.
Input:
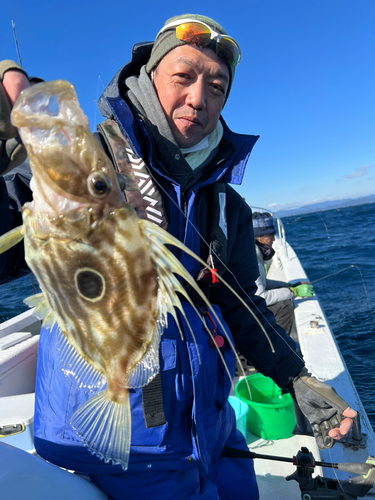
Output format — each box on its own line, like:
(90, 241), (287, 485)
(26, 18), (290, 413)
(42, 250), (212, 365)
(312, 265), (375, 325)
(93, 76), (106, 130)
(325, 445), (355, 499)
(288, 211), (375, 329)
(30, 272), (37, 294)
(147, 171), (307, 368)
(94, 77), (100, 129)
(284, 212), (347, 332)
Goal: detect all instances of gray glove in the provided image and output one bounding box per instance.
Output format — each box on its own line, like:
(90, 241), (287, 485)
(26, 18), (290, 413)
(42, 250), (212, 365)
(290, 367), (358, 449)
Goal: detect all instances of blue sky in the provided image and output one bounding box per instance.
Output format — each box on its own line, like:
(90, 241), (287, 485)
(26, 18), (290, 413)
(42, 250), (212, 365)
(1, 0), (374, 211)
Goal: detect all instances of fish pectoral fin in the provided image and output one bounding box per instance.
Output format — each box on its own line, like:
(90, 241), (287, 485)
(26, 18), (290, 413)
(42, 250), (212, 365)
(70, 389), (131, 470)
(56, 328), (105, 392)
(125, 321), (162, 389)
(24, 293), (45, 308)
(0, 225), (25, 255)
(24, 293), (58, 329)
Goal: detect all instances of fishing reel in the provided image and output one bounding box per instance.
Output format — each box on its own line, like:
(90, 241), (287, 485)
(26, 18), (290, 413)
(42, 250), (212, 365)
(286, 447), (375, 500)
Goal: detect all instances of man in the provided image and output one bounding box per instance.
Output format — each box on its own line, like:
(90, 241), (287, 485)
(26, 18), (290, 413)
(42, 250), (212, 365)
(252, 212), (314, 335)
(0, 14), (357, 500)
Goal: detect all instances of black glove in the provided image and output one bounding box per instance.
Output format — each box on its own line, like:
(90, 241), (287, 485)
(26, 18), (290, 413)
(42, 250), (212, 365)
(290, 367), (358, 449)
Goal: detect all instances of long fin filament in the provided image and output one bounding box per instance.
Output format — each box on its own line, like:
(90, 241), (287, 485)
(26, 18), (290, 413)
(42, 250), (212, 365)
(0, 225), (25, 254)
(143, 220), (275, 354)
(147, 228), (252, 391)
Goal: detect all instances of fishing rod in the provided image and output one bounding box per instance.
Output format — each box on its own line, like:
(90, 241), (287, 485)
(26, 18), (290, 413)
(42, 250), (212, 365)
(221, 446), (375, 500)
(310, 265), (355, 284)
(221, 447), (373, 475)
(11, 21), (23, 68)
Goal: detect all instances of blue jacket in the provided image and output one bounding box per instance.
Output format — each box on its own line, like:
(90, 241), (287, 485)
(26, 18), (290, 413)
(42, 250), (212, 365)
(1, 43), (304, 478)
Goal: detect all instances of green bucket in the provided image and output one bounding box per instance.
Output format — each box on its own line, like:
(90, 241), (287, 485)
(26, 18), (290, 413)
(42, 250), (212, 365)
(235, 373), (296, 440)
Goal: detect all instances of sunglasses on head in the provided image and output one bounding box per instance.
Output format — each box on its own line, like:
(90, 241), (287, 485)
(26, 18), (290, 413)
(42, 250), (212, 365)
(157, 18), (241, 68)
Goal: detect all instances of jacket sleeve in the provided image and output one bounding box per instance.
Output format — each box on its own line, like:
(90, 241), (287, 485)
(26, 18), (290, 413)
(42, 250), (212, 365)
(260, 282), (294, 306)
(254, 256), (293, 306)
(0, 163), (32, 284)
(209, 189), (304, 388)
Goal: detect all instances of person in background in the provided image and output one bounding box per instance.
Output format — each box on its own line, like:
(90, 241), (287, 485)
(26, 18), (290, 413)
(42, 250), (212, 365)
(252, 212), (314, 335)
(0, 14), (358, 500)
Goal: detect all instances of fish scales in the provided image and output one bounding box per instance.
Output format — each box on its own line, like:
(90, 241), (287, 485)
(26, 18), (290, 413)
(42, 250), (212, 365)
(2, 79), (268, 470)
(24, 203), (159, 374)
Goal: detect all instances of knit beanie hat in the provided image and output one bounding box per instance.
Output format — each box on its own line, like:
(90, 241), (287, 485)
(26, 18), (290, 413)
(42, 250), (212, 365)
(252, 212), (276, 237)
(146, 14), (237, 100)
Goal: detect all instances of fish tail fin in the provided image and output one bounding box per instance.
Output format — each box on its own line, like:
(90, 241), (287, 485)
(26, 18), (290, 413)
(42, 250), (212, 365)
(70, 389), (131, 470)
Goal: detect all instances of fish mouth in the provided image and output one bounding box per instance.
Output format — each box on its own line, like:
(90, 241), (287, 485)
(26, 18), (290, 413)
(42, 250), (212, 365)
(12, 79), (126, 214)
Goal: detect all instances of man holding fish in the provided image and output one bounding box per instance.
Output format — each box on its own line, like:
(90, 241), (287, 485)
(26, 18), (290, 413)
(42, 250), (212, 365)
(0, 13), (358, 500)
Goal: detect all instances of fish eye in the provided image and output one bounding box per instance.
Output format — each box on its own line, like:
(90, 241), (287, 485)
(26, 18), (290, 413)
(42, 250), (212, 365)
(75, 268), (106, 302)
(87, 172), (112, 198)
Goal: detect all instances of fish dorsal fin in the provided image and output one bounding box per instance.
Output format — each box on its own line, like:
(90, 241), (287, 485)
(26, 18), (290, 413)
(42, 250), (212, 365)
(143, 220), (263, 391)
(124, 319), (163, 388)
(0, 225), (25, 254)
(55, 328), (106, 392)
(142, 219), (275, 354)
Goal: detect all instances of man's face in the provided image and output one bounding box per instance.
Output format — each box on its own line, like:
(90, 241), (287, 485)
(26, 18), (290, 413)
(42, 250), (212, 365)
(257, 234), (276, 247)
(152, 45), (230, 148)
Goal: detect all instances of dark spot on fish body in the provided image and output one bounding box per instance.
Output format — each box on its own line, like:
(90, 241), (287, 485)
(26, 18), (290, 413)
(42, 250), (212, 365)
(27, 241), (96, 355)
(75, 269), (105, 301)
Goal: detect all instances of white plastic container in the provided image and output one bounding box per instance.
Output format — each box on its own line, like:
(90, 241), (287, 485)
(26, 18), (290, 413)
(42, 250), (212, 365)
(0, 393), (35, 452)
(0, 335), (39, 397)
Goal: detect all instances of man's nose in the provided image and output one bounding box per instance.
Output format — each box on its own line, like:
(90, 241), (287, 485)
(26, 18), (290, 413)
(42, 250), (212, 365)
(185, 81), (206, 109)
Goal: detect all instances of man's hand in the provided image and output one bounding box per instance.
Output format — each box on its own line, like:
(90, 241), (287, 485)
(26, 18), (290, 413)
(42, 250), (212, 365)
(0, 64), (30, 141)
(0, 63), (30, 173)
(2, 69), (30, 106)
(291, 367), (358, 449)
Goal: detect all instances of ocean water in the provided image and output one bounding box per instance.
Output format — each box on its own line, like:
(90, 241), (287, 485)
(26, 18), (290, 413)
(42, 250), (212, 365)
(282, 203), (375, 432)
(1, 203), (374, 432)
